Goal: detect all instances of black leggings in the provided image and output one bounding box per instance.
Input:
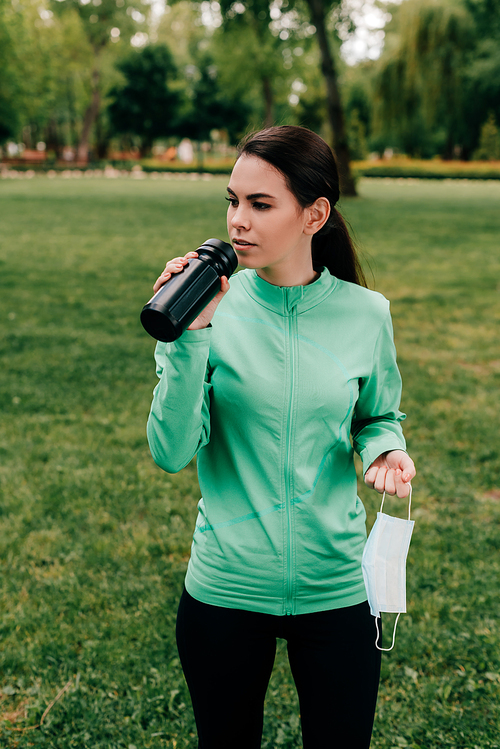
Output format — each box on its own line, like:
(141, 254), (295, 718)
(176, 589), (381, 749)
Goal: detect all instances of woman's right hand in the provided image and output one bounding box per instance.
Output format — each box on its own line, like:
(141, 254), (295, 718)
(153, 252), (230, 331)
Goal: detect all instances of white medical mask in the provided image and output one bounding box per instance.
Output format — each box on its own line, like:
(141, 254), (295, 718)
(361, 487), (414, 651)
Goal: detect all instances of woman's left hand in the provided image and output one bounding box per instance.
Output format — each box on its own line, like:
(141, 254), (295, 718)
(364, 450), (416, 498)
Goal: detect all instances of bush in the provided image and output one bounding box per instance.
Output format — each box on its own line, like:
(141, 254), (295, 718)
(473, 113), (500, 161)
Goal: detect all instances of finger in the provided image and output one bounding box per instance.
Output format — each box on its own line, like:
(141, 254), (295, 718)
(164, 253), (196, 272)
(385, 450), (416, 484)
(401, 456), (416, 484)
(211, 277), (231, 306)
(154, 256), (188, 292)
(165, 256), (186, 267)
(153, 271), (171, 293)
(364, 466), (377, 488)
(395, 470), (411, 499)
(166, 259), (186, 271)
(163, 259), (189, 278)
(373, 467), (387, 494)
(170, 251), (198, 265)
(384, 469), (397, 496)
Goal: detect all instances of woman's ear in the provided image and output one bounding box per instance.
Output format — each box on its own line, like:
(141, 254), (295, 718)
(304, 197), (331, 235)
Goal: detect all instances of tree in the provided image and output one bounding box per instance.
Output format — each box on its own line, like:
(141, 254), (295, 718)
(0, 0), (20, 142)
(179, 59), (252, 147)
(0, 0), (95, 152)
(108, 45), (181, 156)
(162, 0), (358, 193)
(462, 0), (500, 155)
(215, 0), (311, 128)
(51, 0), (148, 162)
(207, 0), (358, 193)
(302, 0), (357, 194)
(372, 0), (476, 158)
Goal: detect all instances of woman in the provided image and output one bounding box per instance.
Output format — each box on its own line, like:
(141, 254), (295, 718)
(147, 126), (416, 748)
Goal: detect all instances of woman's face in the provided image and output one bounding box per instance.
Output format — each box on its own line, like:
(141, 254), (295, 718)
(226, 155), (318, 285)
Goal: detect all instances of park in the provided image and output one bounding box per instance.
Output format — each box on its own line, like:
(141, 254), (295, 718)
(1, 0), (500, 745)
(0, 173), (499, 747)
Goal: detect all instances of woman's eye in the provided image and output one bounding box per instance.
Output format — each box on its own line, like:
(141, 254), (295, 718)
(225, 196), (238, 207)
(253, 202), (271, 211)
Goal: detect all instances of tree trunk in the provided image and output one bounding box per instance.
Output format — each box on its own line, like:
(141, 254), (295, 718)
(66, 78), (78, 152)
(95, 109), (110, 160)
(262, 76), (274, 128)
(305, 0), (357, 196)
(44, 118), (62, 159)
(77, 67), (101, 164)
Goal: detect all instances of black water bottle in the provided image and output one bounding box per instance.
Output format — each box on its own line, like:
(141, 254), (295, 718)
(140, 238), (238, 343)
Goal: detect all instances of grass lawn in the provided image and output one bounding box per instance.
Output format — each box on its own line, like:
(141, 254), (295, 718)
(0, 175), (499, 748)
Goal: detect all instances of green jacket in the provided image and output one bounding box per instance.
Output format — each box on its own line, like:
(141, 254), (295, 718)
(147, 268), (407, 616)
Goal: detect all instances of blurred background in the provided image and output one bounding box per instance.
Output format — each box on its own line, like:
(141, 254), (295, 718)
(1, 0), (500, 185)
(1, 1), (500, 747)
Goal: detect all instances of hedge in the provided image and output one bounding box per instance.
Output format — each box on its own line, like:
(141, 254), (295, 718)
(2, 159), (500, 180)
(352, 160), (500, 180)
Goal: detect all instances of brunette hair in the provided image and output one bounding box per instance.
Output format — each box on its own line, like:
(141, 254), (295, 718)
(237, 126), (367, 287)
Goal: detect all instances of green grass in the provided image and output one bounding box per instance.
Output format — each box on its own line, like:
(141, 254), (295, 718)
(0, 176), (499, 748)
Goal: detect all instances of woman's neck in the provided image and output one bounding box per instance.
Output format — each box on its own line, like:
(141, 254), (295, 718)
(256, 261), (319, 288)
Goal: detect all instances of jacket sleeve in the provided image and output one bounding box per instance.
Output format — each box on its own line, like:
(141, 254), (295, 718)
(351, 309), (407, 475)
(146, 328), (212, 473)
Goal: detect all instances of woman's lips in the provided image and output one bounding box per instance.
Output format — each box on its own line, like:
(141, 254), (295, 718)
(233, 239), (255, 250)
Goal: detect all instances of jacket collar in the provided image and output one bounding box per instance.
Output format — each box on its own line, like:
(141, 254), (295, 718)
(237, 267), (338, 316)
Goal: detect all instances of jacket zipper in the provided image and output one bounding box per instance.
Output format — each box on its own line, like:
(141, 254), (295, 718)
(284, 299), (297, 615)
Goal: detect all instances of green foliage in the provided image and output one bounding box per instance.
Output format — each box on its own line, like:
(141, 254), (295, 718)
(108, 45), (181, 153)
(176, 58), (252, 145)
(208, 0), (318, 127)
(371, 0), (500, 158)
(0, 0), (19, 141)
(346, 108), (367, 160)
(464, 0), (500, 38)
(372, 0), (474, 157)
(155, 1), (208, 72)
(50, 0), (142, 52)
(473, 112), (500, 160)
(0, 0), (93, 146)
(0, 176), (500, 746)
(49, 0), (152, 159)
(464, 37), (500, 147)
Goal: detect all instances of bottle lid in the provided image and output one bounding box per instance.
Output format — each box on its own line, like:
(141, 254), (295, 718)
(199, 238), (238, 275)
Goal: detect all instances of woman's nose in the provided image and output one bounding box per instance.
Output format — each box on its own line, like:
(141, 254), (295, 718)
(230, 205), (250, 230)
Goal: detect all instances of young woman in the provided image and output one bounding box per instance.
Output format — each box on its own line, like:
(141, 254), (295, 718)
(147, 126), (416, 749)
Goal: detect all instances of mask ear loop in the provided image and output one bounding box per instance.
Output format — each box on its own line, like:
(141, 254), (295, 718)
(379, 484), (412, 518)
(379, 491), (386, 513)
(375, 613), (400, 652)
(375, 484), (412, 651)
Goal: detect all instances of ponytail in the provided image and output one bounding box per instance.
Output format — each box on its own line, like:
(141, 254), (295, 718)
(312, 208), (367, 287)
(238, 126), (367, 288)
